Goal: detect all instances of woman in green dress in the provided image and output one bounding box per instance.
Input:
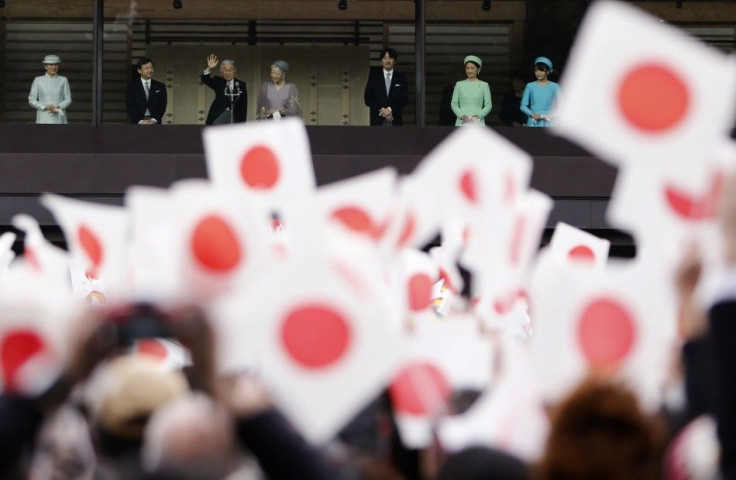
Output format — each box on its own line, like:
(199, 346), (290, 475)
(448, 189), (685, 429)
(450, 55), (492, 126)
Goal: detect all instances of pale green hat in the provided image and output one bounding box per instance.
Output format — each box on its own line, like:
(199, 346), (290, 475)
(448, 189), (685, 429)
(464, 55), (482, 68)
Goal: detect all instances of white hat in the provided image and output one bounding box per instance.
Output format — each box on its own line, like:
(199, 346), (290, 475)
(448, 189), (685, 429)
(42, 55), (61, 65)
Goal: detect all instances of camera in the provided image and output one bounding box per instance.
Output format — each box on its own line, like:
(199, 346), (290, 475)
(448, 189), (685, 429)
(108, 303), (171, 346)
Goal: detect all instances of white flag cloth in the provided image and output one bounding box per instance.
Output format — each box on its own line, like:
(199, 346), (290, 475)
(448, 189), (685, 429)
(223, 256), (400, 445)
(203, 118), (316, 238)
(529, 252), (677, 410)
(555, 1), (736, 167)
(390, 318), (494, 448)
(40, 195), (129, 299)
(167, 180), (271, 302)
(549, 222), (610, 269)
(438, 335), (548, 461)
(316, 167), (397, 244)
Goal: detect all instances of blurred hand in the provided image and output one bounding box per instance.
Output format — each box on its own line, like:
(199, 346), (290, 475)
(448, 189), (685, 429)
(225, 374), (272, 420)
(206, 54), (219, 70)
(719, 172), (736, 264)
(166, 306), (216, 394)
(674, 243), (707, 340)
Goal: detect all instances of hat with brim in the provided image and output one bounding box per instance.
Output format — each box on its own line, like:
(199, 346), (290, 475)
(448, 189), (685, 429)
(534, 56), (553, 72)
(464, 55), (482, 68)
(42, 55), (61, 65)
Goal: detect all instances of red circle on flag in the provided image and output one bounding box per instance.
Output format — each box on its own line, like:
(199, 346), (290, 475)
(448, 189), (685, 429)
(389, 362), (451, 415)
(137, 339), (168, 361)
(568, 245), (596, 264)
(396, 213), (416, 249)
(617, 63), (690, 133)
(503, 171), (517, 204)
(240, 145), (280, 189)
(577, 298), (636, 370)
(408, 273), (434, 311)
(78, 225), (103, 268)
(1, 330), (45, 392)
(459, 170), (478, 204)
(281, 304), (352, 369)
(331, 207), (382, 239)
(190, 214), (243, 273)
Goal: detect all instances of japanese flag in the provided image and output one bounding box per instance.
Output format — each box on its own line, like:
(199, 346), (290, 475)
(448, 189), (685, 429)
(412, 127), (532, 227)
(0, 232), (16, 293)
(607, 162), (727, 251)
(379, 176), (440, 252)
(40, 195), (129, 298)
(202, 118), (316, 233)
(438, 335), (548, 461)
(231, 258), (401, 445)
(390, 318), (494, 448)
(429, 243), (464, 298)
(316, 167), (397, 243)
(529, 252), (677, 410)
(396, 248), (440, 318)
(0, 270), (76, 396)
(168, 180), (271, 301)
(470, 189), (552, 305)
(125, 186), (180, 302)
(549, 222), (610, 269)
(555, 0), (736, 166)
(12, 214), (69, 285)
(131, 338), (191, 372)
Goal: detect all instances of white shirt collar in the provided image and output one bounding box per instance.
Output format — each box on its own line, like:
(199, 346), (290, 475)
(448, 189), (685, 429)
(383, 69), (393, 76)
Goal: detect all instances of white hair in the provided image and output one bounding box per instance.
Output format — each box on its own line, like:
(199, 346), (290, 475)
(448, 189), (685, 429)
(142, 392), (235, 479)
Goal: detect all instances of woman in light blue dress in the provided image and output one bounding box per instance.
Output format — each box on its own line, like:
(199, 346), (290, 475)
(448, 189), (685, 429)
(451, 55), (492, 126)
(520, 56), (560, 127)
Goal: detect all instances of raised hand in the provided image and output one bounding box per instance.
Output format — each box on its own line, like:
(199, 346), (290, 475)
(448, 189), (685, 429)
(207, 54), (219, 70)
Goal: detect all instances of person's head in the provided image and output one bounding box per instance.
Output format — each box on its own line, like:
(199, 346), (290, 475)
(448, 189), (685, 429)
(43, 54), (61, 77)
(137, 57), (155, 80)
(533, 56), (553, 81)
(142, 392), (236, 480)
(464, 55), (482, 80)
(381, 47), (398, 71)
(85, 355), (189, 444)
(511, 69), (526, 94)
(270, 60), (289, 84)
(220, 59), (236, 81)
(537, 377), (664, 480)
(438, 446), (529, 480)
(30, 404), (97, 480)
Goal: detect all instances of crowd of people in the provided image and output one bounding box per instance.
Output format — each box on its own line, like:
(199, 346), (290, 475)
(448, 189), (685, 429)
(1, 181), (735, 479)
(28, 48), (561, 128)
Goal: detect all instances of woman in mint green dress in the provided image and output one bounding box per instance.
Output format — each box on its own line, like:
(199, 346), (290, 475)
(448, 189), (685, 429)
(451, 55), (492, 126)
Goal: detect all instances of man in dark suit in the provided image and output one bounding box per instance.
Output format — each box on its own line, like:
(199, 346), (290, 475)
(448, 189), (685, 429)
(201, 54), (247, 125)
(364, 47), (409, 126)
(126, 57), (167, 125)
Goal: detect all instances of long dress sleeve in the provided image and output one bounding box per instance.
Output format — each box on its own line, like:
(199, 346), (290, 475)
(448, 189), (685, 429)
(520, 84), (532, 117)
(28, 78), (44, 111)
(58, 78), (72, 109)
(479, 82), (492, 120)
(256, 82), (269, 119)
(284, 83), (302, 117)
(450, 82), (463, 120)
